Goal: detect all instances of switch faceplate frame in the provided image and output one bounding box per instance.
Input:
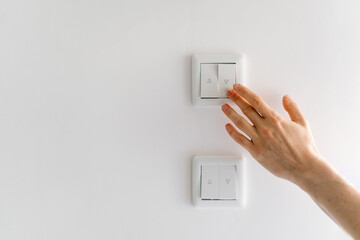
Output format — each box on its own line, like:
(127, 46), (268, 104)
(192, 54), (245, 106)
(192, 156), (245, 207)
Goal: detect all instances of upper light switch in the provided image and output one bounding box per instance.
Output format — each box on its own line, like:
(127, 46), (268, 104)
(192, 54), (244, 106)
(200, 64), (218, 98)
(218, 64), (236, 98)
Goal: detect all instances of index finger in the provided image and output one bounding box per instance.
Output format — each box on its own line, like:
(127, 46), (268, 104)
(233, 84), (272, 117)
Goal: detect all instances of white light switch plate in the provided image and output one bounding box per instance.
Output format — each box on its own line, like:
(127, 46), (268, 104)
(192, 54), (245, 106)
(192, 156), (245, 207)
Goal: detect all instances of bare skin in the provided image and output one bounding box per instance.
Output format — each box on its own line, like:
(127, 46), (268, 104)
(222, 84), (360, 239)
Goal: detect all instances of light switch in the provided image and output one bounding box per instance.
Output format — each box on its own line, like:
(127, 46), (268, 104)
(192, 156), (245, 207)
(192, 55), (244, 106)
(218, 64), (236, 98)
(201, 165), (219, 199)
(219, 165), (237, 200)
(200, 64), (218, 98)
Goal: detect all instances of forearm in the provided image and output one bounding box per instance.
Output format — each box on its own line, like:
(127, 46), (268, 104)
(298, 158), (360, 239)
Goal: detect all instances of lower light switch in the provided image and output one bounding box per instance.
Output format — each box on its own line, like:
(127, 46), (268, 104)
(219, 165), (237, 200)
(192, 156), (245, 207)
(201, 165), (219, 200)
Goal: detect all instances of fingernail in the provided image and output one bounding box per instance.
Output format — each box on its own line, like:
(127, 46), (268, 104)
(233, 83), (241, 90)
(226, 89), (233, 96)
(222, 104), (229, 111)
(225, 123), (231, 130)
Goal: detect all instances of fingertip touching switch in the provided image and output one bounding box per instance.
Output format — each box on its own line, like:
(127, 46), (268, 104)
(218, 64), (236, 98)
(200, 64), (218, 98)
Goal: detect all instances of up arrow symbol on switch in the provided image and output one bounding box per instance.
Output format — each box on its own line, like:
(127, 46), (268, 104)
(207, 78), (212, 83)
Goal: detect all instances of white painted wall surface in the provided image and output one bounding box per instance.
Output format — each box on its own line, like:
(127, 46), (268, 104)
(0, 0), (358, 239)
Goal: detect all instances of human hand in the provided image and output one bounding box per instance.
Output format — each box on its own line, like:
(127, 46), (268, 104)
(222, 84), (360, 238)
(222, 84), (326, 187)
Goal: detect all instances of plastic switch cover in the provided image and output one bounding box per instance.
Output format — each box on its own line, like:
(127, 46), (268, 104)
(218, 64), (236, 98)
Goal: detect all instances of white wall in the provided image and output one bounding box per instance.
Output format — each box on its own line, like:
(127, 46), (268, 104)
(0, 0), (358, 239)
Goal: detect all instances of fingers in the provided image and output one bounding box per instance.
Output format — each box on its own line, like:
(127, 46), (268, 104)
(233, 84), (272, 117)
(227, 89), (262, 125)
(282, 95), (307, 126)
(225, 123), (254, 152)
(222, 104), (257, 139)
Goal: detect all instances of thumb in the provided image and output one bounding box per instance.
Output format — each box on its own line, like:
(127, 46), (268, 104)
(282, 95), (307, 126)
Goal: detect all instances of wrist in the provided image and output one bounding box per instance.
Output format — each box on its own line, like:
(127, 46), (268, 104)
(294, 156), (335, 194)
